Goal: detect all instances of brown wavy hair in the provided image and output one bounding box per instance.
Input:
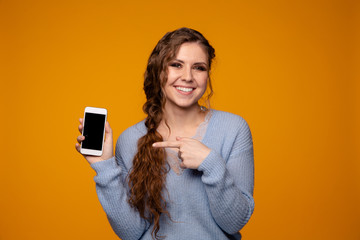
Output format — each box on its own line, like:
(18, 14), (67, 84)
(127, 27), (215, 239)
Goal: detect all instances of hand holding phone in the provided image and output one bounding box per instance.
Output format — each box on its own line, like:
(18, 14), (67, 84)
(75, 107), (114, 164)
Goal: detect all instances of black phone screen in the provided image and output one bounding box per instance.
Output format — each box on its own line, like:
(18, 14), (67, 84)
(82, 113), (106, 150)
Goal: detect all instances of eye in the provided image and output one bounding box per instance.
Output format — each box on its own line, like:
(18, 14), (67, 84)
(194, 65), (207, 71)
(169, 62), (182, 68)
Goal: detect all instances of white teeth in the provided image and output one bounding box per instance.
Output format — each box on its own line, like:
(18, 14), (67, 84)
(176, 87), (193, 92)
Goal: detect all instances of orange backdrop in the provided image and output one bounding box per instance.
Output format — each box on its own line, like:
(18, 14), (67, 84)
(1, 0), (359, 239)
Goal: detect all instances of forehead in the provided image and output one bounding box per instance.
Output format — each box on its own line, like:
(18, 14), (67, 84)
(175, 42), (208, 63)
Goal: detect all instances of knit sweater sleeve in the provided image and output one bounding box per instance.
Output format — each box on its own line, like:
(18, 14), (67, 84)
(90, 131), (150, 240)
(198, 117), (254, 234)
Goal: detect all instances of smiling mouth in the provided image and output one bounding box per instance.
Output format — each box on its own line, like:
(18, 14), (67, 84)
(175, 86), (195, 93)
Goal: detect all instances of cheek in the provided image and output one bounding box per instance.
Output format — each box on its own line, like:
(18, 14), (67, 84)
(167, 69), (179, 82)
(198, 74), (209, 88)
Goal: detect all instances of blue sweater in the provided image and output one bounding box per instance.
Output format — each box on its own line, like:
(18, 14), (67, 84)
(91, 110), (254, 239)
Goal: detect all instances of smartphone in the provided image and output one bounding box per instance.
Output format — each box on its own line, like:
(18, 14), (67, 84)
(80, 107), (107, 156)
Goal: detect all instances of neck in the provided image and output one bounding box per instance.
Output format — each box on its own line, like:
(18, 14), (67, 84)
(161, 103), (206, 132)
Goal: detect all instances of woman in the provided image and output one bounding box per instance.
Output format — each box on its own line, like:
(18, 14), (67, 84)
(75, 27), (254, 240)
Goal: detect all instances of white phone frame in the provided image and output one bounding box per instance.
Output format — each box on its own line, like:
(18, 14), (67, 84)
(80, 106), (107, 156)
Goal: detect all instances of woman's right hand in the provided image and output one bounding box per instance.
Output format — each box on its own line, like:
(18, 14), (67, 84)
(75, 118), (114, 165)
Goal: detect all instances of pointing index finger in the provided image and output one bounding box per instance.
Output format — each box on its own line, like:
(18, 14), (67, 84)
(152, 141), (181, 149)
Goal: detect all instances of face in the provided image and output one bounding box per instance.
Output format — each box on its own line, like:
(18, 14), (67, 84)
(163, 42), (209, 111)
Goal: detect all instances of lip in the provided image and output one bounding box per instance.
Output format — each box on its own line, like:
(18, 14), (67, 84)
(174, 86), (196, 95)
(174, 85), (196, 88)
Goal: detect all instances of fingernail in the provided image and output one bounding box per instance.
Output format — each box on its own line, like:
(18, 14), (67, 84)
(152, 143), (157, 147)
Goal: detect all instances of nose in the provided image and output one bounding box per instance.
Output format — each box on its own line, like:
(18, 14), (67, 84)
(182, 66), (193, 82)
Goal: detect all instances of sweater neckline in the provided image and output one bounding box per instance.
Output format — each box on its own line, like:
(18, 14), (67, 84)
(165, 109), (215, 175)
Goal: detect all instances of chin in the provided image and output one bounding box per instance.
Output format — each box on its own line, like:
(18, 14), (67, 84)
(171, 101), (200, 110)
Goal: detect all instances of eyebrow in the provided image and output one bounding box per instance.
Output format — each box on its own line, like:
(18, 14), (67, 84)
(173, 59), (208, 66)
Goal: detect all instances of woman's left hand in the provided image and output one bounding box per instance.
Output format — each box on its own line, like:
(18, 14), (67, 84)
(152, 137), (211, 169)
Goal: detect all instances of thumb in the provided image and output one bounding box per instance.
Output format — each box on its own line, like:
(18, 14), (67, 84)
(105, 121), (112, 134)
(104, 121), (113, 141)
(176, 136), (192, 141)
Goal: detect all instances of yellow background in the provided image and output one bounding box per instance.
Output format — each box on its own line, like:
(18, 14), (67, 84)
(1, 0), (359, 239)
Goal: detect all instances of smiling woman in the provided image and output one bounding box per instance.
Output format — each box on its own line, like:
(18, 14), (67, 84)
(75, 27), (254, 240)
(164, 42), (209, 110)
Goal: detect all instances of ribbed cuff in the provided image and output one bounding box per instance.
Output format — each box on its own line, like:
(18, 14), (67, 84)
(91, 157), (122, 187)
(198, 150), (226, 185)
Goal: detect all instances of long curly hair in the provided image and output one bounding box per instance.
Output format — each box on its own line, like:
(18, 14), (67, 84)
(127, 27), (215, 239)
